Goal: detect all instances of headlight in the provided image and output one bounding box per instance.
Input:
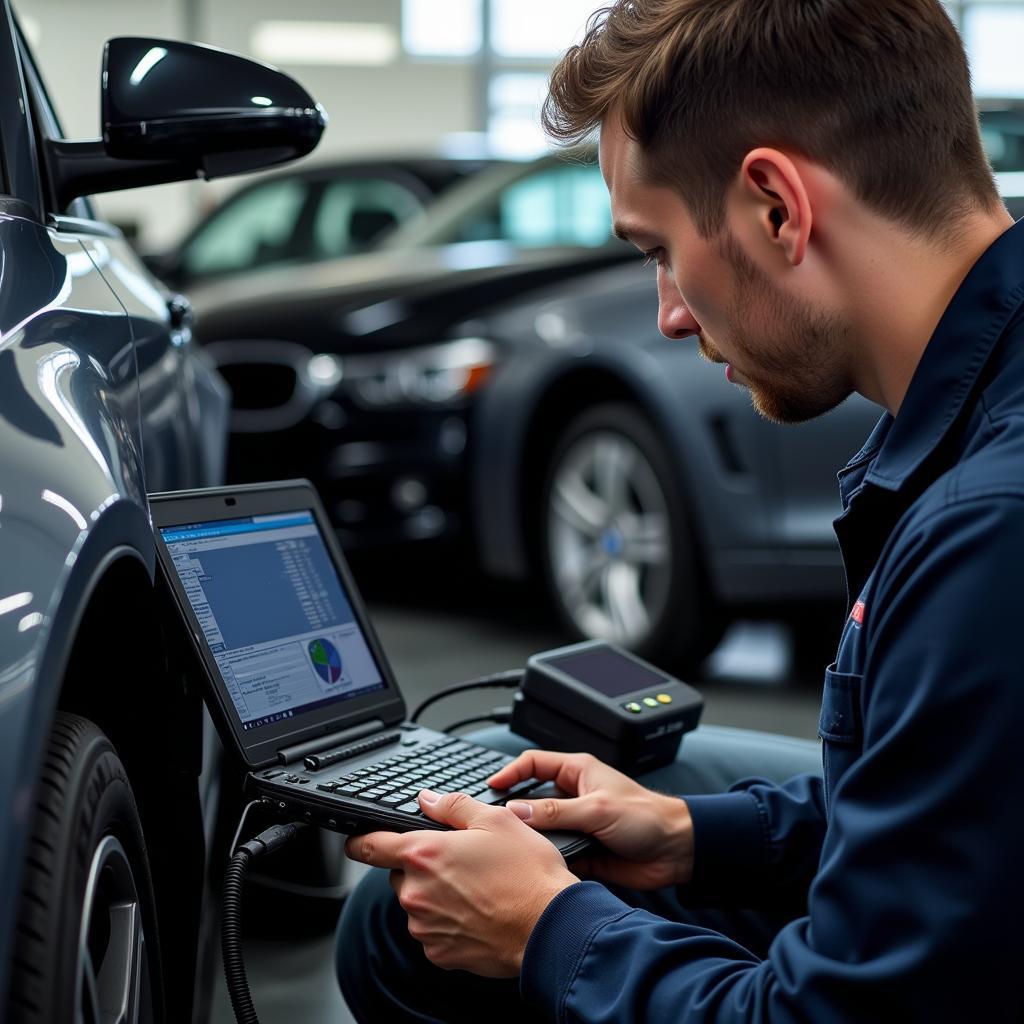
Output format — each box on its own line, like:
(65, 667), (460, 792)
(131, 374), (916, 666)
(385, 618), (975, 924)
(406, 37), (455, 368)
(343, 337), (497, 409)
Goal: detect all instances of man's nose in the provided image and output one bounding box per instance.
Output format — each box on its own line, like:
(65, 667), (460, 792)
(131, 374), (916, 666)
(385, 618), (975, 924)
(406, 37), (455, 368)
(657, 272), (701, 340)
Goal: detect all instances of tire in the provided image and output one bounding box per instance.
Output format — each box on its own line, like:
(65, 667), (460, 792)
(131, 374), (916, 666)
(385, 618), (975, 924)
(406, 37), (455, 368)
(6, 713), (165, 1024)
(540, 402), (723, 670)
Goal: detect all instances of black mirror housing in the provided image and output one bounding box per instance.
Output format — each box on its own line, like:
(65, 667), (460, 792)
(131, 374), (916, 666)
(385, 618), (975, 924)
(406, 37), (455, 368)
(46, 37), (327, 211)
(103, 38), (325, 163)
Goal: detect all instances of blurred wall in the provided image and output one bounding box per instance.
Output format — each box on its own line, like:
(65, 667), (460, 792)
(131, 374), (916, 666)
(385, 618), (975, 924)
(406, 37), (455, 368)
(16, 0), (481, 250)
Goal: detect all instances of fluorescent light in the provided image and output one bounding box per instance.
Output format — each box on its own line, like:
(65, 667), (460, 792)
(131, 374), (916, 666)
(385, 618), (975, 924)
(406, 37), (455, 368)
(252, 21), (398, 66)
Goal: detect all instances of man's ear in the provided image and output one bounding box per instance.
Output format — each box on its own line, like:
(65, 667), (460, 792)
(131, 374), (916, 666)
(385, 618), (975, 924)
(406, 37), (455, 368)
(737, 148), (812, 267)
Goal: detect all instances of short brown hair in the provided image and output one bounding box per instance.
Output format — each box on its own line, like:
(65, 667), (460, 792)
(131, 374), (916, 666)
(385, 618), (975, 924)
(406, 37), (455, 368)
(544, 0), (1000, 237)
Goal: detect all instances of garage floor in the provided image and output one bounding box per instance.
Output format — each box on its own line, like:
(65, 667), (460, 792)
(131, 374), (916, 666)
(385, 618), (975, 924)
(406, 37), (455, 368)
(209, 561), (828, 1023)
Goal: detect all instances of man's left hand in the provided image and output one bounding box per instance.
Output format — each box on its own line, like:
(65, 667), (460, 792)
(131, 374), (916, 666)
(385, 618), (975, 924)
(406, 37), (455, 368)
(345, 790), (578, 977)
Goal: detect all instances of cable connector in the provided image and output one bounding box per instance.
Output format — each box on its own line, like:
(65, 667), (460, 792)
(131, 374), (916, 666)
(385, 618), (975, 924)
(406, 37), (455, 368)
(238, 822), (307, 860)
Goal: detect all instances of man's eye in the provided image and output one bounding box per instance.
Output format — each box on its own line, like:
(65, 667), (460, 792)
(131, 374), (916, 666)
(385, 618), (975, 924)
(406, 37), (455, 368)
(641, 248), (665, 269)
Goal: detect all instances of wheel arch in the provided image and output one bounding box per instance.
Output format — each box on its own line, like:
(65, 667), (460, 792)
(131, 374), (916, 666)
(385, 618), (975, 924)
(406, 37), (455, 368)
(1, 502), (207, 1022)
(480, 358), (712, 583)
(517, 368), (648, 570)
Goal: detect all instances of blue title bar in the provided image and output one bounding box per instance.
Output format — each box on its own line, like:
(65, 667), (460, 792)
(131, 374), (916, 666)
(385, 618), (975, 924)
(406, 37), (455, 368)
(161, 512), (314, 544)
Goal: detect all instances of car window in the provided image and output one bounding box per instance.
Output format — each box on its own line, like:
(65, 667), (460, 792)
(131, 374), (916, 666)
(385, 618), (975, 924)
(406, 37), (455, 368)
(181, 177), (312, 277)
(14, 25), (96, 218)
(979, 109), (1024, 173)
(312, 178), (423, 259)
(450, 162), (612, 247)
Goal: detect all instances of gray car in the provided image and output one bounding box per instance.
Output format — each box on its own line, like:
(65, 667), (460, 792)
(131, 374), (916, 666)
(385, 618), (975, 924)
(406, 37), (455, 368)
(464, 138), (1024, 669)
(461, 260), (881, 668)
(0, 22), (323, 1024)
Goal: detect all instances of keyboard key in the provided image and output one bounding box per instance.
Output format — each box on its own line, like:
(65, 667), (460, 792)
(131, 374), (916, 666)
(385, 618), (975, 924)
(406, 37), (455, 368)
(380, 794), (406, 807)
(360, 789), (386, 801)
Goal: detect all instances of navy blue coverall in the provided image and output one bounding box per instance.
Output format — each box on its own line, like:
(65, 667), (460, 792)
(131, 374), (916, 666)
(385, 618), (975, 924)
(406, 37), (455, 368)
(341, 220), (1024, 1022)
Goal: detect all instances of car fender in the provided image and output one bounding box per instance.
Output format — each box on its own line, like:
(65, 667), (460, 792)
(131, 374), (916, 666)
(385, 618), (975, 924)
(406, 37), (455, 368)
(0, 314), (155, 1007)
(472, 341), (728, 581)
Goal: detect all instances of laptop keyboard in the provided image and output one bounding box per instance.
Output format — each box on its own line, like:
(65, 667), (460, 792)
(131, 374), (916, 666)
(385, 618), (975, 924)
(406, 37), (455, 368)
(314, 736), (541, 816)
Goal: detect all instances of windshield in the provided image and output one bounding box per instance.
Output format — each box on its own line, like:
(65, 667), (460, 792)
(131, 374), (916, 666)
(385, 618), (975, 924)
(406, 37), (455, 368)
(383, 154), (614, 250)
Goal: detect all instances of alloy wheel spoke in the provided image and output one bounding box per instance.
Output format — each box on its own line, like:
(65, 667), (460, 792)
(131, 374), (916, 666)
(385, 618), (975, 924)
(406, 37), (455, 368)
(602, 561), (650, 642)
(619, 513), (669, 565)
(593, 438), (634, 516)
(552, 471), (608, 537)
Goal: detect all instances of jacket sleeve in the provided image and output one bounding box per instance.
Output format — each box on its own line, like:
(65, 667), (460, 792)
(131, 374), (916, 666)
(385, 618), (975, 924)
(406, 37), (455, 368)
(520, 496), (1024, 1023)
(677, 772), (826, 909)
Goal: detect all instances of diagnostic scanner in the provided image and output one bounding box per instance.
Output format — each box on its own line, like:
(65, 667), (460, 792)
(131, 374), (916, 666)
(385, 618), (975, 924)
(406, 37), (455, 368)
(509, 640), (704, 774)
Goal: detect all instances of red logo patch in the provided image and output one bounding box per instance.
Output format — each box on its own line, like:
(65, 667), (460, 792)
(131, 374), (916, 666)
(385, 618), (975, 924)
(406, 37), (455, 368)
(850, 600), (865, 625)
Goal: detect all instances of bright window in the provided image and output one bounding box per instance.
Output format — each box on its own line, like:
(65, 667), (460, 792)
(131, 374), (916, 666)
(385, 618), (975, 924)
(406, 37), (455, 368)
(964, 5), (1024, 95)
(487, 73), (550, 156)
(490, 0), (602, 58)
(403, 0), (483, 57)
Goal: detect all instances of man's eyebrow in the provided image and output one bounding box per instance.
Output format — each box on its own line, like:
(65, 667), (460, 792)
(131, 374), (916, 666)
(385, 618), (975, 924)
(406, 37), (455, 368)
(613, 221), (657, 247)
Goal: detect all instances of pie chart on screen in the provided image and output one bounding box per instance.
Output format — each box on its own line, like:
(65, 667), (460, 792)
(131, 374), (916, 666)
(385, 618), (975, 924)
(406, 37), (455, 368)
(308, 638), (343, 684)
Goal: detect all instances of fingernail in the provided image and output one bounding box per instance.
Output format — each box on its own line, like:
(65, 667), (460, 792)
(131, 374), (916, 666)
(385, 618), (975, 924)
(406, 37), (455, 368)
(419, 789), (440, 805)
(507, 801), (532, 820)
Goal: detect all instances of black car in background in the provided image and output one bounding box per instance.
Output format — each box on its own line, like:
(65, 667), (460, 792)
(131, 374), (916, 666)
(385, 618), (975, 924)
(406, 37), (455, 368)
(191, 108), (1024, 669)
(145, 153), (501, 289)
(190, 152), (632, 546)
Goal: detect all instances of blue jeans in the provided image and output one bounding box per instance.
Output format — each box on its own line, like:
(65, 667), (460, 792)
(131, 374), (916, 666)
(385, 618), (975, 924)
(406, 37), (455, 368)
(336, 725), (822, 1024)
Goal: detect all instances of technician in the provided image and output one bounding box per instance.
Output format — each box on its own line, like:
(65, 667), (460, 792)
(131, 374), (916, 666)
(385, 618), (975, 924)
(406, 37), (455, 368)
(340, 1), (1024, 1019)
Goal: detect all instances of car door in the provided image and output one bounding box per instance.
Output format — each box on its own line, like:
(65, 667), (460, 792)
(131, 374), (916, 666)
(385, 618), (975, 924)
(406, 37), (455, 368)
(18, 31), (229, 494)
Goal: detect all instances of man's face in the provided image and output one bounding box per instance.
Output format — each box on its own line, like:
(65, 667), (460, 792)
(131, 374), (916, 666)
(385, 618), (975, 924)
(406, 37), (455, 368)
(599, 120), (854, 424)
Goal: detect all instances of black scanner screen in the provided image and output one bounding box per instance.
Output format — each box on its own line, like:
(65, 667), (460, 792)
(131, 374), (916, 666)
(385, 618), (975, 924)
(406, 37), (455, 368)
(549, 648), (666, 698)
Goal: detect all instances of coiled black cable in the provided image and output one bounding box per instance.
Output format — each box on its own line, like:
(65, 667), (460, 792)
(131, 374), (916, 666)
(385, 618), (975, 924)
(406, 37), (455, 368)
(222, 847), (258, 1024)
(222, 818), (307, 1024)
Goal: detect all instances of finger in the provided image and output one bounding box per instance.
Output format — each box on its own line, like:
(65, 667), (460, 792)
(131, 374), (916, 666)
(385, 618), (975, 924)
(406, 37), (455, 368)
(345, 830), (410, 869)
(387, 869), (405, 895)
(487, 749), (589, 791)
(504, 792), (611, 834)
(418, 789), (507, 830)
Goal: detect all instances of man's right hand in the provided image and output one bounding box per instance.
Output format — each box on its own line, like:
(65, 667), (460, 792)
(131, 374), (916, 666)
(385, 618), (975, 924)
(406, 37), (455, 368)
(487, 750), (694, 890)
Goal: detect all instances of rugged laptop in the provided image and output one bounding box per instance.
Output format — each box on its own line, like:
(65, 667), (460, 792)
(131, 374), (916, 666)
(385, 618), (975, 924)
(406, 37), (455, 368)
(150, 480), (589, 859)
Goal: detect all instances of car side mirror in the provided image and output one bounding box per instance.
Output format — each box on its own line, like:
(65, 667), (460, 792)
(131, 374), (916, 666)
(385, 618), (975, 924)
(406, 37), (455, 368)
(45, 37), (327, 211)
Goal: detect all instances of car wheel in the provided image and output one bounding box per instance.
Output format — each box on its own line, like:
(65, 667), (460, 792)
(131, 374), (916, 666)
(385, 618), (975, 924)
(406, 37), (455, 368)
(541, 402), (722, 669)
(6, 713), (164, 1024)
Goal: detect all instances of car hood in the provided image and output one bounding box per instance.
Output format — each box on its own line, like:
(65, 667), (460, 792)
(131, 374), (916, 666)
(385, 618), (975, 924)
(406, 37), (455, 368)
(190, 241), (630, 353)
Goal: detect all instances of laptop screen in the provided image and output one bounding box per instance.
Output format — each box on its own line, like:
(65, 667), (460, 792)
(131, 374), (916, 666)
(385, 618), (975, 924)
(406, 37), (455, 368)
(160, 510), (386, 731)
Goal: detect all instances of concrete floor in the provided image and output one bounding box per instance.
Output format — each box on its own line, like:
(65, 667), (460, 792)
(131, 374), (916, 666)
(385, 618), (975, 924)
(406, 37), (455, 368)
(209, 561), (829, 1023)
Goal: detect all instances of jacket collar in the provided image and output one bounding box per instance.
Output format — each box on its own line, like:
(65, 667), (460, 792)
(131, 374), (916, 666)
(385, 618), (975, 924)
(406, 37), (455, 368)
(843, 219), (1024, 493)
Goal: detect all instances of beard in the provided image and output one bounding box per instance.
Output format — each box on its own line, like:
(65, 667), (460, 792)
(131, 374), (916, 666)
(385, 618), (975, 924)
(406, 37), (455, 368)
(703, 233), (855, 425)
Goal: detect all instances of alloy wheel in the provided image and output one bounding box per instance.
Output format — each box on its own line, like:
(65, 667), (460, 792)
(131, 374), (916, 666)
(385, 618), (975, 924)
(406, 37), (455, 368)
(547, 429), (673, 649)
(76, 835), (154, 1024)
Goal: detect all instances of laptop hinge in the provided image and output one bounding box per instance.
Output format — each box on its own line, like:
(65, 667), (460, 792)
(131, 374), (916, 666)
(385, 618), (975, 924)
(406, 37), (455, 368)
(276, 718), (386, 765)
